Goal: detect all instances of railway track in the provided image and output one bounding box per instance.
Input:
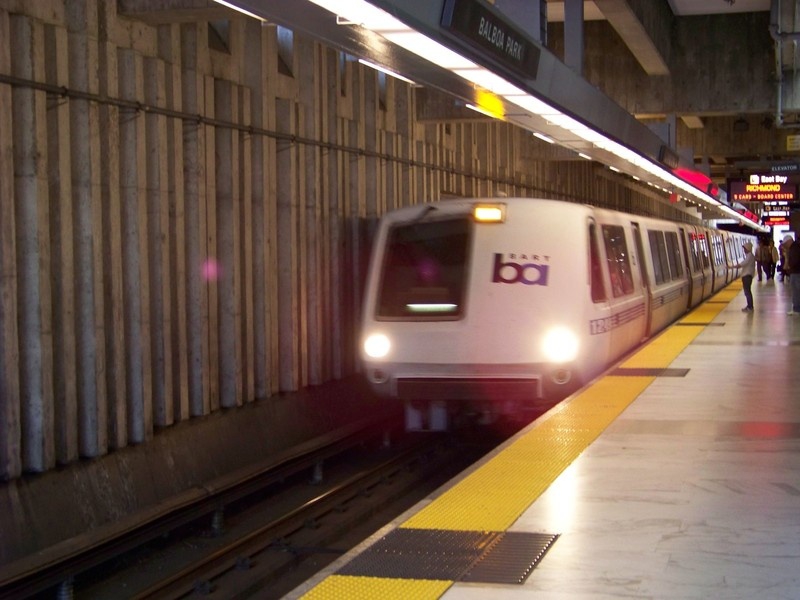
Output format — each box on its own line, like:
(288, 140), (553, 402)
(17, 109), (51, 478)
(5, 416), (511, 600)
(97, 432), (473, 599)
(0, 417), (402, 600)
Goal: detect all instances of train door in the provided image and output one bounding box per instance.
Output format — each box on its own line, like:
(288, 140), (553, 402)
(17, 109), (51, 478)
(680, 226), (706, 308)
(596, 217), (647, 359)
(631, 222), (652, 338)
(697, 228), (713, 297)
(678, 227), (694, 310)
(709, 231), (726, 292)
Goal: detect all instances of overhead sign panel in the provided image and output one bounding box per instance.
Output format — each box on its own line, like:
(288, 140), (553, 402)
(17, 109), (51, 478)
(729, 174), (797, 203)
(440, 0), (541, 80)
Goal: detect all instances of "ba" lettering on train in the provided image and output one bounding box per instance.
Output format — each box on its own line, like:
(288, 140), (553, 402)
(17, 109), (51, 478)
(492, 253), (549, 285)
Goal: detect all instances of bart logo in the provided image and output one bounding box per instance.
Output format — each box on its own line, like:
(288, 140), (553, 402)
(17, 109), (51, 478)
(492, 254), (549, 285)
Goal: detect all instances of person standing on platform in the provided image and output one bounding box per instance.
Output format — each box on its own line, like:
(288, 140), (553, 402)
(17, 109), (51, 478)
(755, 238), (769, 281)
(780, 234), (793, 282)
(769, 239), (780, 280)
(737, 241), (756, 312)
(786, 235), (800, 315)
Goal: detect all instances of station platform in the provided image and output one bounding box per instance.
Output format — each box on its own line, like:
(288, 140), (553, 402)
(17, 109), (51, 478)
(286, 278), (800, 599)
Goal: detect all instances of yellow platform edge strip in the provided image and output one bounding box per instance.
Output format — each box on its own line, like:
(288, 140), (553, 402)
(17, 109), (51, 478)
(303, 575), (452, 600)
(301, 284), (740, 599)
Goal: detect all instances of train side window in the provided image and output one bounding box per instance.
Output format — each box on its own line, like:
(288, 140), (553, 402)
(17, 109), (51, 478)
(602, 224), (634, 297)
(713, 236), (724, 265)
(665, 232), (683, 279)
(589, 223), (607, 303)
(648, 230), (666, 284)
(697, 234), (710, 268)
(708, 234), (719, 267)
(689, 234), (702, 272)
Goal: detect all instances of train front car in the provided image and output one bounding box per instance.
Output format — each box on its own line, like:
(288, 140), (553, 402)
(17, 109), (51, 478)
(359, 198), (608, 431)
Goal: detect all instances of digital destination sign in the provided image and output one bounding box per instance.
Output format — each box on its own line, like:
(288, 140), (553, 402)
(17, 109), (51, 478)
(729, 174), (797, 203)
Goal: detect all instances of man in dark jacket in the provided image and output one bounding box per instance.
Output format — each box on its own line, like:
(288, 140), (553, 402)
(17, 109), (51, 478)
(786, 235), (800, 315)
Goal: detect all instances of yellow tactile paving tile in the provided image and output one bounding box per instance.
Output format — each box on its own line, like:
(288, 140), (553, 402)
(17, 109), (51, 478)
(302, 575), (452, 600)
(624, 283), (741, 368)
(681, 283), (740, 323)
(619, 326), (704, 369)
(400, 375), (654, 531)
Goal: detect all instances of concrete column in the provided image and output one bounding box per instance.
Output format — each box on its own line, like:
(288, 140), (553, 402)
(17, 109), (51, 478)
(180, 23), (211, 416)
(0, 8), (22, 480)
(67, 0), (108, 455)
(323, 47), (343, 379)
(494, 0), (547, 43)
(144, 56), (174, 425)
(97, 1), (127, 450)
(243, 19), (269, 398)
(214, 78), (241, 407)
(11, 14), (54, 472)
(564, 0), (585, 74)
(117, 47), (152, 443)
(363, 67), (379, 219)
(276, 97), (299, 392)
(44, 22), (80, 462)
(158, 23), (190, 422)
(204, 72), (220, 411)
(298, 36), (319, 386)
(238, 85), (255, 403)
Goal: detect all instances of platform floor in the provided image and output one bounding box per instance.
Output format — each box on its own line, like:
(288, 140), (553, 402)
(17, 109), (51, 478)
(287, 278), (800, 600)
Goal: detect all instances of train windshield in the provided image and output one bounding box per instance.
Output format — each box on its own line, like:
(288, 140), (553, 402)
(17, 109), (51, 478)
(376, 217), (471, 319)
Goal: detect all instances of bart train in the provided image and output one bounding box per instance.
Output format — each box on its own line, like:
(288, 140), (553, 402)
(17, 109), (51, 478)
(359, 198), (755, 431)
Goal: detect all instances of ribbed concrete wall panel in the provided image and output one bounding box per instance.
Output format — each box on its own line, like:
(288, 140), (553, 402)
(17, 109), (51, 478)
(1, 9), (23, 480)
(0, 1), (686, 480)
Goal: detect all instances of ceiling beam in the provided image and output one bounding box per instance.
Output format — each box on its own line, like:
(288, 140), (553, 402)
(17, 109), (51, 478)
(593, 0), (670, 75)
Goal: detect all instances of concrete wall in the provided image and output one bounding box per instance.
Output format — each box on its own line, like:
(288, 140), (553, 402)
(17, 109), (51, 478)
(0, 0), (686, 481)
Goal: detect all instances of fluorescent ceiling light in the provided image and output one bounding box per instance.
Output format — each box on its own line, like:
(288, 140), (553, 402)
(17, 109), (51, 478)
(504, 94), (560, 116)
(454, 69), (525, 96)
(308, 0), (405, 30)
(578, 153), (592, 160)
(381, 31), (477, 70)
(358, 59), (416, 84)
(211, 0), (266, 21)
(533, 132), (555, 144)
(466, 103), (501, 119)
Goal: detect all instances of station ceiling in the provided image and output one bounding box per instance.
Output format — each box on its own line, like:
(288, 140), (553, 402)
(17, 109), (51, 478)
(122, 0), (795, 226)
(546, 0), (795, 188)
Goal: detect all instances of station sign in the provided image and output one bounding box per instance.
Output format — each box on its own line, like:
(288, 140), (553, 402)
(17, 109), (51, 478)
(440, 0), (541, 80)
(761, 200), (791, 226)
(771, 162), (800, 174)
(729, 174), (797, 203)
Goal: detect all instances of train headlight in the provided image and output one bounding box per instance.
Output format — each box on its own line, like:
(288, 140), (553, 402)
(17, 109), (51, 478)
(542, 327), (579, 363)
(364, 333), (391, 359)
(472, 203), (506, 223)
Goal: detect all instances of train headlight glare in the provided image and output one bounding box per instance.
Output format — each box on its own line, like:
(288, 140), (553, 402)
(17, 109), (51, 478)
(364, 333), (391, 359)
(542, 327), (579, 363)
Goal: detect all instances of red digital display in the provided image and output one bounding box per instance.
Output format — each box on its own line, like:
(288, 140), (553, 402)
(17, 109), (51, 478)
(729, 179), (797, 202)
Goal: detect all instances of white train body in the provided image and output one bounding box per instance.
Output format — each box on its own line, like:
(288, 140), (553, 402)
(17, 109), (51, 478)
(359, 198), (754, 430)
